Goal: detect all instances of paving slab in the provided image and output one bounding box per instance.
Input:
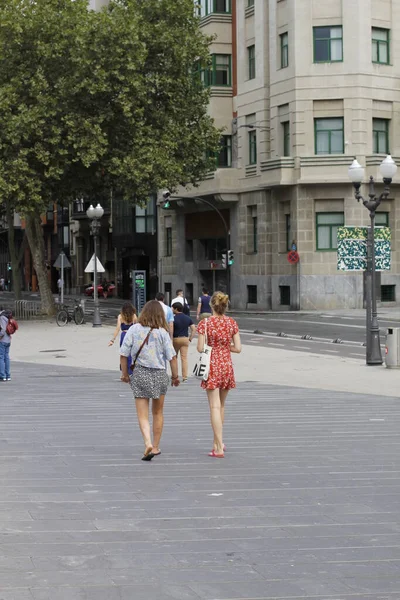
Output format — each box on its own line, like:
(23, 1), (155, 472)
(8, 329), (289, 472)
(0, 361), (400, 598)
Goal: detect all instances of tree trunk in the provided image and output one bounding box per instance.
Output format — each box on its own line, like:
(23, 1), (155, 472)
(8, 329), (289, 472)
(5, 201), (22, 300)
(24, 212), (56, 315)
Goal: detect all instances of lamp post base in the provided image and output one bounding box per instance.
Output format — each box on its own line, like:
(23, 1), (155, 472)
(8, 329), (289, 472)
(92, 305), (102, 328)
(366, 327), (382, 365)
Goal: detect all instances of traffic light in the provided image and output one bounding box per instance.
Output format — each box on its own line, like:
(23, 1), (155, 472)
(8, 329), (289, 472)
(228, 250), (234, 265)
(7, 262), (11, 271)
(221, 253), (227, 269)
(162, 191), (171, 209)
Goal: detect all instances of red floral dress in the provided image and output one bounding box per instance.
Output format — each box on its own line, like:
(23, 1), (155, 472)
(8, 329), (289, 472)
(197, 316), (239, 390)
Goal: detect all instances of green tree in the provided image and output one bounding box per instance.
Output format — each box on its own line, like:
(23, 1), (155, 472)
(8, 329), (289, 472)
(0, 0), (219, 314)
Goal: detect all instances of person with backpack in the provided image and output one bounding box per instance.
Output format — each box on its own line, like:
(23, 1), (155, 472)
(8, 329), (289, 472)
(170, 289), (191, 316)
(0, 309), (18, 381)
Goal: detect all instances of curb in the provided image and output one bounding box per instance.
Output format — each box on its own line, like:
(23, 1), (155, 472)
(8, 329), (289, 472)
(241, 328), (367, 347)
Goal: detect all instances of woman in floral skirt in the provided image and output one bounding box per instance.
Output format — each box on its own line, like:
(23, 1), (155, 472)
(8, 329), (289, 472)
(120, 301), (180, 461)
(197, 291), (241, 458)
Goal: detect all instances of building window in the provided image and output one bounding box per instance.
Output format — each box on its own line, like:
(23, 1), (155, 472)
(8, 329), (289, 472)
(316, 212), (344, 251)
(315, 118), (344, 155)
(247, 0), (254, 6)
(313, 26), (343, 63)
(280, 32), (288, 68)
(195, 0), (231, 17)
(280, 286), (291, 305)
(166, 227), (172, 256)
(286, 214), (291, 251)
(164, 282), (172, 300)
(211, 54), (231, 86)
(217, 136), (232, 168)
(198, 0), (231, 15)
(248, 45), (256, 79)
(282, 121), (290, 156)
(373, 119), (389, 154)
(252, 215), (258, 253)
(381, 284), (395, 302)
(135, 196), (155, 234)
(372, 28), (389, 64)
(196, 54), (231, 87)
(248, 129), (257, 164)
(247, 285), (257, 304)
(375, 212), (389, 227)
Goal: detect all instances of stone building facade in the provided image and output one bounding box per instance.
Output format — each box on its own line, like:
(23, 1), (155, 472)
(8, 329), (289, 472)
(158, 0), (400, 310)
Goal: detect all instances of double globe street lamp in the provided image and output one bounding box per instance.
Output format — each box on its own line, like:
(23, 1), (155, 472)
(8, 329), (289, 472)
(348, 155), (397, 365)
(86, 203), (104, 328)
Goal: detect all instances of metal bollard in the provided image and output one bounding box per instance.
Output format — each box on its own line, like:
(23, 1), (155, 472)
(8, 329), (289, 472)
(385, 328), (400, 368)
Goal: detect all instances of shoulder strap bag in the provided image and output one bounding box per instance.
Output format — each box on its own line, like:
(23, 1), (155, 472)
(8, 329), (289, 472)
(193, 319), (212, 381)
(130, 328), (153, 372)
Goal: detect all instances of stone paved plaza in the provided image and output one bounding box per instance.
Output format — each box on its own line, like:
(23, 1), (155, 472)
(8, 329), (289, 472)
(0, 361), (400, 599)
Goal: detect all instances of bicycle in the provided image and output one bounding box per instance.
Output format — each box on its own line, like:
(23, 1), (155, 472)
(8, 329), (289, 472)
(56, 299), (85, 327)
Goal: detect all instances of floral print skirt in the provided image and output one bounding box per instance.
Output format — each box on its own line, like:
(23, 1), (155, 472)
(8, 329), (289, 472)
(130, 365), (169, 399)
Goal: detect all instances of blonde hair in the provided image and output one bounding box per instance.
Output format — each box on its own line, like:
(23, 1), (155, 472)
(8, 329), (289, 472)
(211, 291), (229, 315)
(138, 300), (168, 330)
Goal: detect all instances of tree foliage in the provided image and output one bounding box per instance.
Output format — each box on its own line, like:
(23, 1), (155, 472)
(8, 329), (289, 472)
(0, 0), (219, 207)
(0, 0), (220, 311)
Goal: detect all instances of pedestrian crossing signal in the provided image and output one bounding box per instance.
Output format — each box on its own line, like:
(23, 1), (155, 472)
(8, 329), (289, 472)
(162, 191), (171, 209)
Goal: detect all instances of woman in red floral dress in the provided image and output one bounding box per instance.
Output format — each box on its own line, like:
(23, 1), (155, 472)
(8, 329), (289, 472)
(197, 291), (241, 458)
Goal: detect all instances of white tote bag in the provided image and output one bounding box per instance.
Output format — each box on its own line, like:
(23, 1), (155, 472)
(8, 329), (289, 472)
(193, 319), (212, 381)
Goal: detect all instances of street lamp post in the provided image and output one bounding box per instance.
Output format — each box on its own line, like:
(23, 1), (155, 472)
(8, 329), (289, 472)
(348, 155), (397, 365)
(86, 203), (104, 328)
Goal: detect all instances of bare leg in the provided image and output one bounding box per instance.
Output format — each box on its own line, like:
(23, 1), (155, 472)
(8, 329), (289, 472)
(152, 395), (165, 453)
(135, 398), (152, 454)
(220, 389), (229, 426)
(207, 389), (224, 455)
(211, 389), (229, 451)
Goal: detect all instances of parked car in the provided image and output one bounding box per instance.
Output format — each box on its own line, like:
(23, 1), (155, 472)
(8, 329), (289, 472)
(84, 282), (115, 298)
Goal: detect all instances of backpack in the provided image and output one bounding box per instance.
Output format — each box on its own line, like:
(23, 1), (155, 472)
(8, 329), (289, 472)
(6, 317), (18, 336)
(0, 310), (18, 336)
(182, 301), (191, 316)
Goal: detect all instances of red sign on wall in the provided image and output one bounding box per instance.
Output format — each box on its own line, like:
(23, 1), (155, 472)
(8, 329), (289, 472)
(287, 250), (300, 264)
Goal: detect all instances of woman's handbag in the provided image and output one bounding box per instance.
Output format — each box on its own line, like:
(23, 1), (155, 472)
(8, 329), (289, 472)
(130, 328), (153, 372)
(193, 319), (212, 381)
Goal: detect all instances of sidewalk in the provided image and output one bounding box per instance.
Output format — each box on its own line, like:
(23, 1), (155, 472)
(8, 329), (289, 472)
(11, 320), (400, 397)
(3, 338), (400, 599)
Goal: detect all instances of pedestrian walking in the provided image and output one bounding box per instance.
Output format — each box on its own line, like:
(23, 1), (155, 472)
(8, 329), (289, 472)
(172, 302), (196, 382)
(109, 302), (137, 371)
(171, 289), (191, 316)
(156, 292), (174, 338)
(120, 300), (180, 461)
(0, 308), (18, 381)
(196, 292), (241, 458)
(196, 288), (212, 321)
(57, 276), (63, 299)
